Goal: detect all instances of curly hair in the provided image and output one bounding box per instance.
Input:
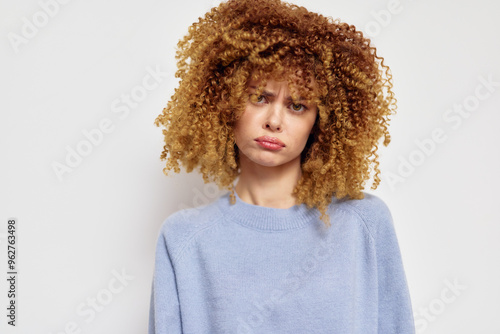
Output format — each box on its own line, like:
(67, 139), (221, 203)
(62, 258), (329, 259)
(155, 0), (397, 227)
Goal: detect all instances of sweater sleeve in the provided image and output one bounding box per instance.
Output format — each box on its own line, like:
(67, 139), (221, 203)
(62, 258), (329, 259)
(148, 223), (182, 334)
(372, 200), (415, 334)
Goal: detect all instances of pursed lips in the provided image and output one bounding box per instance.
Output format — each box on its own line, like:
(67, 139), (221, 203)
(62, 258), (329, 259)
(254, 136), (286, 147)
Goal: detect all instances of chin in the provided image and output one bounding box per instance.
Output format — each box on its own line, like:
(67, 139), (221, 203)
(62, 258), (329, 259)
(251, 160), (283, 168)
(252, 155), (296, 168)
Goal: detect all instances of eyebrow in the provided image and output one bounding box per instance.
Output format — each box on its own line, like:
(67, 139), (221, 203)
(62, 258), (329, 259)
(248, 85), (307, 102)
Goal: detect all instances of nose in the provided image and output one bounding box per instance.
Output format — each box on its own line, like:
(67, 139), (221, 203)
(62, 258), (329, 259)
(265, 103), (283, 132)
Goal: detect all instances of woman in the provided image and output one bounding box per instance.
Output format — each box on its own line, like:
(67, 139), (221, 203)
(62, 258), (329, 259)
(149, 0), (415, 333)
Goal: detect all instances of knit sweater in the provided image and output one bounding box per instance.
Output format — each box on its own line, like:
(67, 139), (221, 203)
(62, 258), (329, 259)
(148, 190), (415, 334)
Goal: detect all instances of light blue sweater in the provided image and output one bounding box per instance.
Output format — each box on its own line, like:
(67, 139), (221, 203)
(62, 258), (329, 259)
(149, 190), (415, 333)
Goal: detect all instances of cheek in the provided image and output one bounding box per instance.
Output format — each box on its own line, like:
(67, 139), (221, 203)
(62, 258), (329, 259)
(294, 119), (316, 142)
(234, 111), (254, 136)
(232, 120), (246, 145)
(304, 113), (318, 135)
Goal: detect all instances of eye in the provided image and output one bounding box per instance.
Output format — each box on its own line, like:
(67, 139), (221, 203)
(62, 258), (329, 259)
(289, 103), (307, 113)
(249, 94), (267, 104)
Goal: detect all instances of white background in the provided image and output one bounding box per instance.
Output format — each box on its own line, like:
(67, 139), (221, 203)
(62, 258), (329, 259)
(1, 0), (499, 333)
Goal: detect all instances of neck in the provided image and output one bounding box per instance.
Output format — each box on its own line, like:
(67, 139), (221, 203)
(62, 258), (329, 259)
(235, 155), (302, 209)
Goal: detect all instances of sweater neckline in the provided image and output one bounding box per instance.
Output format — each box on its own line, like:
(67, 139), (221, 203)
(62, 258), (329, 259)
(217, 189), (320, 231)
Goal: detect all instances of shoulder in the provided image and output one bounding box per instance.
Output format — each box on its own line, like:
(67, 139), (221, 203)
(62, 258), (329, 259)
(156, 197), (225, 261)
(330, 192), (394, 241)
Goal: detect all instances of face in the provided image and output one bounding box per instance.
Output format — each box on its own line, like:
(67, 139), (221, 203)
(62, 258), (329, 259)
(233, 78), (318, 171)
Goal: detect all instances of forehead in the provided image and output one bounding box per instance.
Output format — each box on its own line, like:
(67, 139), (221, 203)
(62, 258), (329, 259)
(246, 72), (317, 97)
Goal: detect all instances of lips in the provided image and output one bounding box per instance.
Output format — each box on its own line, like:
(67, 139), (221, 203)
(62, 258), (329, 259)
(255, 136), (285, 147)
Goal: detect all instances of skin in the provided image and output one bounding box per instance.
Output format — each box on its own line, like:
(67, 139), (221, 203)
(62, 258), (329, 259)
(233, 78), (318, 208)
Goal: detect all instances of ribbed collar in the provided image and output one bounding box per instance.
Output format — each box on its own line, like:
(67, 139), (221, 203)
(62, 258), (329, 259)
(216, 189), (321, 231)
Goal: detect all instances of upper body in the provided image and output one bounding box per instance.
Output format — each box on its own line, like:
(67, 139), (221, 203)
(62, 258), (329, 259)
(148, 189), (415, 333)
(151, 0), (415, 332)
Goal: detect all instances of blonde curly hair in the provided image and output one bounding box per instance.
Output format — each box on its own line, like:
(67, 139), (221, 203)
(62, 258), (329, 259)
(155, 0), (397, 227)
